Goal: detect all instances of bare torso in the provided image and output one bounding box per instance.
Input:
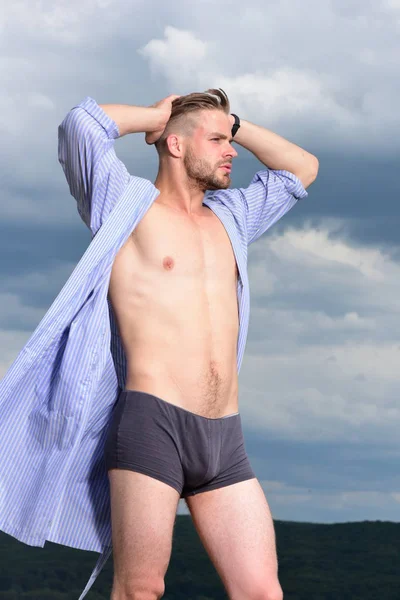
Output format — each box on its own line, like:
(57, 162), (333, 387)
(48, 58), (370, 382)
(108, 200), (240, 418)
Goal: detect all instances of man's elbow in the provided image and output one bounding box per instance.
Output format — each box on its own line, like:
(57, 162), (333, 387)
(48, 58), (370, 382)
(299, 154), (319, 189)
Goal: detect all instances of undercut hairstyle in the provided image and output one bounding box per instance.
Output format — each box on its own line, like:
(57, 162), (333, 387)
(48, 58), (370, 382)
(155, 88), (231, 155)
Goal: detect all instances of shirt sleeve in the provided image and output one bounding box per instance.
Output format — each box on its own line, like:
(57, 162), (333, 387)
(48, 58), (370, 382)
(58, 96), (131, 234)
(235, 168), (308, 245)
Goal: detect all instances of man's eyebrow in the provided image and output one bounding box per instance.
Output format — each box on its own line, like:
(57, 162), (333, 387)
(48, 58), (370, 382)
(208, 131), (234, 143)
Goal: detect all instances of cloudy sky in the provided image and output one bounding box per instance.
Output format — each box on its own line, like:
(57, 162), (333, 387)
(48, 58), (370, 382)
(1, 0), (400, 524)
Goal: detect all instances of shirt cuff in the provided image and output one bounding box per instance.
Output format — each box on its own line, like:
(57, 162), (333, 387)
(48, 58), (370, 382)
(75, 96), (120, 140)
(269, 169), (309, 200)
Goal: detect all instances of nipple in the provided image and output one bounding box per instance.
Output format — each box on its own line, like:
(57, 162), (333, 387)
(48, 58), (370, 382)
(162, 256), (175, 270)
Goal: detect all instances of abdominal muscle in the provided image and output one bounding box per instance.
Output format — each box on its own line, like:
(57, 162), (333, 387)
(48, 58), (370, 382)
(107, 202), (240, 419)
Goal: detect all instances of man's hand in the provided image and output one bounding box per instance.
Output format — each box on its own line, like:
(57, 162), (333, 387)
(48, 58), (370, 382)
(99, 94), (180, 139)
(145, 94), (181, 145)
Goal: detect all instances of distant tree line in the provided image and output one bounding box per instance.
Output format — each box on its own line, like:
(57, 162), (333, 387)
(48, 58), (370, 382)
(0, 518), (399, 599)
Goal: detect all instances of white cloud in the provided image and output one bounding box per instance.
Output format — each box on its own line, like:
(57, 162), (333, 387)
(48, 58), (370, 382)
(0, 186), (79, 225)
(0, 330), (32, 379)
(268, 226), (386, 280)
(259, 479), (400, 521)
(248, 221), (400, 313)
(220, 69), (354, 123)
(138, 13), (400, 152)
(238, 220), (400, 445)
(138, 27), (356, 131)
(0, 261), (79, 378)
(0, 0), (152, 194)
(178, 480), (400, 521)
(0, 0), (133, 45)
(138, 26), (211, 88)
(1, 262), (78, 300)
(385, 0), (400, 11)
(0, 293), (44, 329)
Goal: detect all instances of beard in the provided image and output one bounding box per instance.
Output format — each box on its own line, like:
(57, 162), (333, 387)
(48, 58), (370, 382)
(183, 144), (231, 191)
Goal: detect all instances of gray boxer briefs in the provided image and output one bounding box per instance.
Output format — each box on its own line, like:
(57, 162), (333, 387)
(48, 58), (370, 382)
(104, 389), (256, 498)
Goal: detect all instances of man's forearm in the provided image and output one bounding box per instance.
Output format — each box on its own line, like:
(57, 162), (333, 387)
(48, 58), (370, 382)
(232, 118), (319, 188)
(98, 104), (161, 138)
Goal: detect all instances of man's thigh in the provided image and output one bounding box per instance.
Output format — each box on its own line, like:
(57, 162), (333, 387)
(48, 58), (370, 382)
(185, 478), (282, 600)
(108, 468), (181, 594)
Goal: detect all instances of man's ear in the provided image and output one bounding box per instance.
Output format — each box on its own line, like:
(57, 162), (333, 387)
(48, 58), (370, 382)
(166, 133), (184, 158)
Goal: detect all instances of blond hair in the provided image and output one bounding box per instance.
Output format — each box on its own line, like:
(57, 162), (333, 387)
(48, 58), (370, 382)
(155, 88), (230, 154)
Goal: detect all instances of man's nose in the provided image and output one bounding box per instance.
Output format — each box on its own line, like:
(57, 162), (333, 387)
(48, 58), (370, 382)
(226, 144), (238, 159)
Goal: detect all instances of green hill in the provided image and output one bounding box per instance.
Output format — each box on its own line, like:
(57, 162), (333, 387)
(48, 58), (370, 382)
(0, 518), (399, 599)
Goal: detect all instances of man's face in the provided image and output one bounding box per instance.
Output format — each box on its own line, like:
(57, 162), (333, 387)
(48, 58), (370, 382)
(183, 110), (238, 191)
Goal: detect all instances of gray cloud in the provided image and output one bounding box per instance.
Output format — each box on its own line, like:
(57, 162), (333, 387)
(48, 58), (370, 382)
(1, 0), (400, 524)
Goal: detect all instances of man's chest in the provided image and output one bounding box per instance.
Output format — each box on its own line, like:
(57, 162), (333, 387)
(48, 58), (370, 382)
(126, 201), (239, 283)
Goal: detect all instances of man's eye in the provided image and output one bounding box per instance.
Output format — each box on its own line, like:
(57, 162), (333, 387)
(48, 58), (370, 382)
(211, 138), (220, 141)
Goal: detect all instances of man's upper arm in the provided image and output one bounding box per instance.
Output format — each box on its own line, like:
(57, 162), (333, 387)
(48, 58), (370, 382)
(58, 96), (130, 234)
(235, 168), (308, 245)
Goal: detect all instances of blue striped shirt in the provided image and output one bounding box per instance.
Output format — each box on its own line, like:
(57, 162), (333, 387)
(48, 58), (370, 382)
(0, 96), (307, 597)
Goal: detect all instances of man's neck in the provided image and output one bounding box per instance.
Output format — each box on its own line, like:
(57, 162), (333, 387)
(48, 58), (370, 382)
(153, 171), (206, 216)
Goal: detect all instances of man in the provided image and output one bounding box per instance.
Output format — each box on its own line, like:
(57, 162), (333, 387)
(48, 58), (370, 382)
(0, 88), (318, 599)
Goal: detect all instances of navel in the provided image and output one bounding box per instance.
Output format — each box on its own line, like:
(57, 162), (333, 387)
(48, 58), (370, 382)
(162, 256), (175, 270)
